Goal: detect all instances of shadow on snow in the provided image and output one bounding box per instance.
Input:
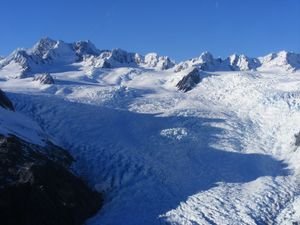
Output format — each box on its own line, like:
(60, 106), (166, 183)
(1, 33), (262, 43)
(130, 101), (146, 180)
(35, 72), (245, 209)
(9, 92), (290, 225)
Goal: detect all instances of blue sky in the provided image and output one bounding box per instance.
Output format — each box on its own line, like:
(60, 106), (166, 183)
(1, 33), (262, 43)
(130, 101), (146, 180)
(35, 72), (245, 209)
(0, 0), (299, 61)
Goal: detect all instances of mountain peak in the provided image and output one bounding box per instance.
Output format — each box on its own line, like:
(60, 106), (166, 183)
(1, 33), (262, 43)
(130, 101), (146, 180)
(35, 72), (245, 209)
(144, 53), (175, 70)
(73, 40), (101, 57)
(259, 51), (300, 71)
(198, 51), (214, 63)
(31, 37), (58, 56)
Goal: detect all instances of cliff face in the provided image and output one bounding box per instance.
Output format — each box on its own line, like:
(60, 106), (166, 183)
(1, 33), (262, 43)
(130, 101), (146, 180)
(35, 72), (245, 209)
(176, 68), (201, 92)
(0, 135), (102, 225)
(0, 90), (14, 111)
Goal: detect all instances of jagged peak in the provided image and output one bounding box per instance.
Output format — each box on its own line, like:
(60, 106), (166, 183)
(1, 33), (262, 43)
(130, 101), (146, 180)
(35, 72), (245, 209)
(8, 48), (28, 57)
(30, 37), (58, 55)
(73, 40), (101, 56)
(198, 51), (214, 63)
(260, 50), (298, 61)
(1, 48), (30, 67)
(143, 53), (174, 70)
(89, 48), (174, 69)
(227, 53), (260, 71)
(228, 53), (249, 62)
(258, 50), (300, 71)
(144, 52), (162, 65)
(30, 38), (101, 58)
(145, 52), (159, 58)
(175, 51), (262, 72)
(109, 48), (138, 64)
(38, 36), (57, 44)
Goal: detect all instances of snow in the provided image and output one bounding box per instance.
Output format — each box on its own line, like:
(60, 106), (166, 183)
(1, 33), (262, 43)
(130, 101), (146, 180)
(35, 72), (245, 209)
(160, 128), (188, 140)
(0, 61), (25, 79)
(0, 105), (47, 146)
(258, 51), (300, 72)
(1, 40), (300, 224)
(174, 51), (300, 73)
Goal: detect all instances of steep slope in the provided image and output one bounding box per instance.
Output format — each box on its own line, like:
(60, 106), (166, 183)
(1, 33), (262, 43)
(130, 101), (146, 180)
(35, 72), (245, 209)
(258, 51), (300, 71)
(0, 89), (14, 110)
(0, 91), (46, 145)
(0, 90), (102, 225)
(176, 68), (201, 92)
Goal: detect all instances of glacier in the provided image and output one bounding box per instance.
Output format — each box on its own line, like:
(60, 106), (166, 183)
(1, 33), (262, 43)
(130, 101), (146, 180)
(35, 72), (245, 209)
(1, 38), (300, 224)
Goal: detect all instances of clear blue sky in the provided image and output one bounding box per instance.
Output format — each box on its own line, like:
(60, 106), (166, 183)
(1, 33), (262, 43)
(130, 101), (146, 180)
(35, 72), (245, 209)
(0, 0), (299, 61)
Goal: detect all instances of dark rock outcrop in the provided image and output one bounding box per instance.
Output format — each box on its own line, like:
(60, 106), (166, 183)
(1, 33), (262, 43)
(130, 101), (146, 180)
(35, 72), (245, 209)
(295, 132), (300, 147)
(33, 73), (55, 84)
(0, 135), (102, 225)
(0, 89), (14, 111)
(74, 40), (101, 57)
(176, 68), (201, 92)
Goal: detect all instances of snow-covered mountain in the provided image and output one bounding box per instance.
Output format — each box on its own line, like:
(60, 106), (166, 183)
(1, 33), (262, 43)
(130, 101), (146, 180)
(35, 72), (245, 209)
(258, 50), (300, 71)
(174, 51), (261, 72)
(0, 38), (101, 78)
(1, 38), (299, 80)
(84, 49), (175, 70)
(0, 38), (175, 79)
(174, 51), (300, 73)
(1, 38), (300, 225)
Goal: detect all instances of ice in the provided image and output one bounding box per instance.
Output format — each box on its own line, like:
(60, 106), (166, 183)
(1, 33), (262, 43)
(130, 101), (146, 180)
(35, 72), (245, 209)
(0, 39), (300, 224)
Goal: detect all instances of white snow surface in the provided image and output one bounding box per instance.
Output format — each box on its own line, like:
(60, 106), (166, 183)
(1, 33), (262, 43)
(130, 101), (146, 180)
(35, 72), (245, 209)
(0, 102), (47, 146)
(1, 42), (300, 224)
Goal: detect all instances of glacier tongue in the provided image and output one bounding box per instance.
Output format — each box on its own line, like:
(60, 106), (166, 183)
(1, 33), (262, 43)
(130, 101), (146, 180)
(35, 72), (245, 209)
(0, 64), (299, 225)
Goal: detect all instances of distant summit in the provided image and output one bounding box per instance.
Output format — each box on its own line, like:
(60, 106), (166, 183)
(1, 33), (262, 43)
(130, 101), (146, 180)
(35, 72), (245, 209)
(258, 51), (300, 71)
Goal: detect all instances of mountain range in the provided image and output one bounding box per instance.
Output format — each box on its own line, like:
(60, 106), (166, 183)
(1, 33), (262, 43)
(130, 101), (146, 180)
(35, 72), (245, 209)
(0, 38), (299, 80)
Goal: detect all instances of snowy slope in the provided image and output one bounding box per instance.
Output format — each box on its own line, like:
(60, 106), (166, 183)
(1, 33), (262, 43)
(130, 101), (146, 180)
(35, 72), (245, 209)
(1, 39), (300, 225)
(0, 90), (47, 146)
(258, 51), (300, 72)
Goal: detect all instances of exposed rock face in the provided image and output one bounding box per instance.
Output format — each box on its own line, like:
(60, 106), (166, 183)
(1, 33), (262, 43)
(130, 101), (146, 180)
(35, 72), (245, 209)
(295, 132), (300, 147)
(74, 40), (101, 60)
(176, 68), (201, 92)
(0, 135), (102, 225)
(0, 89), (14, 111)
(33, 73), (55, 84)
